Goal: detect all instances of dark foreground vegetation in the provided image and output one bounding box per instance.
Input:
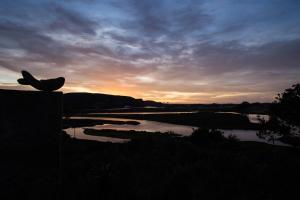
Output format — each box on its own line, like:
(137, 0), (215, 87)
(63, 130), (300, 200)
(1, 129), (300, 200)
(84, 128), (179, 139)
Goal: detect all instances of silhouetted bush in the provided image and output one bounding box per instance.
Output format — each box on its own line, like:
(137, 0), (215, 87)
(189, 128), (226, 144)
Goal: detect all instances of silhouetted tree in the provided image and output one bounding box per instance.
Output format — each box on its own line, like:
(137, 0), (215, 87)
(257, 83), (300, 144)
(273, 83), (300, 126)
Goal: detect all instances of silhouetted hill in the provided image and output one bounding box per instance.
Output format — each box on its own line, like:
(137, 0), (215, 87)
(63, 92), (163, 114)
(63, 92), (272, 115)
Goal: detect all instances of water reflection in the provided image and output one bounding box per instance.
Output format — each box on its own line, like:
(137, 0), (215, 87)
(66, 117), (196, 136)
(63, 114), (290, 146)
(222, 130), (289, 146)
(88, 111), (198, 115)
(247, 114), (270, 123)
(88, 111), (270, 124)
(215, 112), (270, 124)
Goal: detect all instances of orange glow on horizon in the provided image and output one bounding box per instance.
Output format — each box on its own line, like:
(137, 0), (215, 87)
(61, 82), (272, 104)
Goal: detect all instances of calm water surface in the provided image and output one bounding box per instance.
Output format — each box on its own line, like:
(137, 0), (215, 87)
(88, 111), (270, 123)
(64, 117), (196, 142)
(88, 111), (198, 115)
(64, 114), (290, 146)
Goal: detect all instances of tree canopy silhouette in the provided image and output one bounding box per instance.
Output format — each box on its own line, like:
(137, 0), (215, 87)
(257, 83), (300, 144)
(273, 83), (300, 126)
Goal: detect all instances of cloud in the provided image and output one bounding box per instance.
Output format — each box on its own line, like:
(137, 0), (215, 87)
(0, 0), (300, 103)
(118, 0), (211, 40)
(192, 39), (300, 74)
(47, 4), (99, 35)
(0, 20), (72, 70)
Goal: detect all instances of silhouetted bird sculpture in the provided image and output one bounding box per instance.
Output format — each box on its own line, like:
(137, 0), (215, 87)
(18, 70), (65, 91)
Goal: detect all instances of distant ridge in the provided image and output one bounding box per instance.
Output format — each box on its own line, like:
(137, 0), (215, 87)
(63, 92), (163, 114)
(63, 92), (272, 114)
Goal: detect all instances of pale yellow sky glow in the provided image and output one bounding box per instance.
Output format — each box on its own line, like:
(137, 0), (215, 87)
(0, 66), (291, 103)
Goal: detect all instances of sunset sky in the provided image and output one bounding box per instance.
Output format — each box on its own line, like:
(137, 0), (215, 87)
(0, 0), (299, 103)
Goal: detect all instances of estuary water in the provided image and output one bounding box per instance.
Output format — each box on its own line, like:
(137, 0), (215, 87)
(63, 113), (289, 146)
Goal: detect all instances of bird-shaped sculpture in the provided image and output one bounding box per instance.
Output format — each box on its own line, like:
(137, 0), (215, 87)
(18, 70), (65, 92)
